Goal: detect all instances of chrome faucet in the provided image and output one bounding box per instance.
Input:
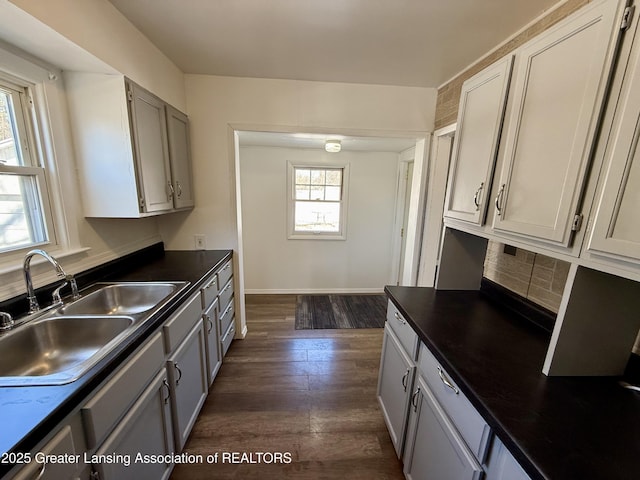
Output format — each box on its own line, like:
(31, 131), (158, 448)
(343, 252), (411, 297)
(23, 249), (79, 313)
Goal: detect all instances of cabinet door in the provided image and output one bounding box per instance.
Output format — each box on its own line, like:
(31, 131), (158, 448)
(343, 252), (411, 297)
(485, 436), (532, 480)
(493, 0), (627, 246)
(11, 426), (78, 480)
(403, 377), (483, 480)
(444, 56), (513, 225)
(203, 300), (222, 385)
(166, 106), (195, 209)
(377, 324), (415, 457)
(128, 81), (173, 213)
(168, 322), (208, 452)
(588, 22), (640, 263)
(92, 369), (174, 480)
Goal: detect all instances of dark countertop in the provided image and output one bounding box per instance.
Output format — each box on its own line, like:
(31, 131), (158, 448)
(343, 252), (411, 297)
(0, 247), (232, 476)
(385, 286), (640, 480)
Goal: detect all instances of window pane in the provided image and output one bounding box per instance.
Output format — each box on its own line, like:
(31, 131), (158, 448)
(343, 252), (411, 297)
(325, 170), (342, 186)
(295, 186), (310, 200)
(295, 168), (310, 185)
(0, 91), (23, 167)
(310, 170), (325, 185)
(294, 201), (340, 232)
(310, 186), (325, 200)
(325, 186), (341, 201)
(0, 173), (47, 251)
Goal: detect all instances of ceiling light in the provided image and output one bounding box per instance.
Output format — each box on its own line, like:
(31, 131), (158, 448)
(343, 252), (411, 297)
(325, 140), (341, 153)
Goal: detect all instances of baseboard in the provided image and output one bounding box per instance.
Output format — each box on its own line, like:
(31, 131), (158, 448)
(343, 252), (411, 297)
(244, 288), (385, 295)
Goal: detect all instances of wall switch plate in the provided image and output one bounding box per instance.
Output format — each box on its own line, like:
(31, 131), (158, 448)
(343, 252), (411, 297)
(194, 234), (206, 250)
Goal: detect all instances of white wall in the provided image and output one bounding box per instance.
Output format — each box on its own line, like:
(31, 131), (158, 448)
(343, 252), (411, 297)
(240, 146), (399, 293)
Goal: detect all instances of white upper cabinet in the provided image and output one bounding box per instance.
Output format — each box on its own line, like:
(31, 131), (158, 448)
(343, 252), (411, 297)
(166, 106), (195, 210)
(492, 0), (629, 247)
(444, 56), (513, 225)
(587, 15), (640, 264)
(65, 73), (194, 218)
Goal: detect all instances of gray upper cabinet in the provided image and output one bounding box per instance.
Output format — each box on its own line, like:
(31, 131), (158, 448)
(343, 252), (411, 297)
(587, 14), (640, 266)
(65, 73), (194, 218)
(444, 56), (513, 225)
(128, 80), (174, 213)
(492, 0), (628, 247)
(166, 106), (195, 210)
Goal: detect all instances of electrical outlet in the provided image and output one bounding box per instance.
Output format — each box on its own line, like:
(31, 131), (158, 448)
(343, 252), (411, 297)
(194, 234), (206, 250)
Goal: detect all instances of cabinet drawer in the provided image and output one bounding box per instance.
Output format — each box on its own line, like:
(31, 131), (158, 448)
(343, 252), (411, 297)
(221, 320), (235, 356)
(418, 343), (491, 462)
(217, 259), (233, 289)
(386, 300), (419, 360)
(82, 332), (164, 449)
(219, 299), (235, 336)
(218, 278), (234, 312)
(201, 273), (219, 309)
(163, 291), (203, 353)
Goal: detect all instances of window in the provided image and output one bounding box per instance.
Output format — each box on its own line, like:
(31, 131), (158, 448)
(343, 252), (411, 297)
(0, 78), (53, 253)
(288, 163), (349, 239)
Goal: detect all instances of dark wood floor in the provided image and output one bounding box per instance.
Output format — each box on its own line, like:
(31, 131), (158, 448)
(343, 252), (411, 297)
(170, 294), (404, 480)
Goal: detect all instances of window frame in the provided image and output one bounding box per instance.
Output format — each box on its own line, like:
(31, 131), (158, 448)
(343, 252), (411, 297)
(287, 161), (349, 240)
(0, 75), (58, 255)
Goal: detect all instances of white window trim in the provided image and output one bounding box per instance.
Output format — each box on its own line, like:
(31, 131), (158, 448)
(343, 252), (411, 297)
(287, 161), (349, 240)
(0, 45), (80, 271)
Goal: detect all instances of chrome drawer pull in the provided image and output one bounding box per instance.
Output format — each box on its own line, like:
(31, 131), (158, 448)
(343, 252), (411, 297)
(162, 378), (171, 404)
(437, 366), (459, 395)
(174, 362), (183, 386)
(34, 463), (46, 480)
(411, 387), (421, 412)
(394, 311), (406, 325)
(473, 182), (484, 211)
(495, 184), (505, 216)
(205, 278), (217, 290)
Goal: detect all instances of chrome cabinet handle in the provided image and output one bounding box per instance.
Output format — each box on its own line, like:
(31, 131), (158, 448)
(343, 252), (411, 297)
(167, 181), (175, 200)
(411, 387), (421, 412)
(495, 184), (505, 216)
(176, 181), (182, 198)
(473, 182), (484, 211)
(34, 462), (46, 480)
(437, 366), (459, 395)
(401, 369), (410, 392)
(394, 311), (406, 325)
(162, 378), (171, 404)
(205, 278), (217, 290)
(174, 362), (183, 386)
(205, 314), (214, 334)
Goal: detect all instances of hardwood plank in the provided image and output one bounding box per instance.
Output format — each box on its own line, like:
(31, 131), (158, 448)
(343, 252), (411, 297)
(170, 294), (402, 480)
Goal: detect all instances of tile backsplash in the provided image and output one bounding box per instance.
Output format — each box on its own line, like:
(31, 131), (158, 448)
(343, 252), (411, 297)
(483, 240), (570, 313)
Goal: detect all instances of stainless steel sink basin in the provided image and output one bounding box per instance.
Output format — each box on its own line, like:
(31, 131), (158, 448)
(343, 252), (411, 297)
(59, 282), (183, 316)
(0, 315), (134, 386)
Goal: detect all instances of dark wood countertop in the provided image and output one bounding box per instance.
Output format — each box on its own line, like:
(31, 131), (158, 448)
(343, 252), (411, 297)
(385, 286), (640, 480)
(0, 247), (232, 476)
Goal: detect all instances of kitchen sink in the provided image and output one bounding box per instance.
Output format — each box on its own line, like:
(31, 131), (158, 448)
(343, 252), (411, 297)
(0, 315), (133, 386)
(0, 281), (189, 386)
(59, 282), (184, 316)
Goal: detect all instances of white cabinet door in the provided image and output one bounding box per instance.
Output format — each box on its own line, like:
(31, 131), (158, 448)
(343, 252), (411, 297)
(92, 369), (175, 480)
(493, 0), (628, 246)
(444, 56), (513, 225)
(11, 426), (78, 480)
(588, 20), (640, 264)
(403, 376), (483, 480)
(128, 81), (173, 213)
(166, 106), (195, 209)
(485, 436), (532, 480)
(168, 321), (208, 452)
(377, 324), (415, 457)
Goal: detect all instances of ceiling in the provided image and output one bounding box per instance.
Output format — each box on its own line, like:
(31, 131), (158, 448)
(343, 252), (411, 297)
(108, 0), (560, 88)
(238, 131), (418, 153)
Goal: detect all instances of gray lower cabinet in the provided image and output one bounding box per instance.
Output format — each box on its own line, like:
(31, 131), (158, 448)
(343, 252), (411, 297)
(485, 436), (532, 480)
(403, 376), (483, 480)
(167, 321), (208, 452)
(92, 369), (174, 480)
(377, 324), (416, 457)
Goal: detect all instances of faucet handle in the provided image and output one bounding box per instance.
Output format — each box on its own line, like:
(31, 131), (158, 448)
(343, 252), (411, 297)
(0, 312), (13, 331)
(66, 274), (80, 300)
